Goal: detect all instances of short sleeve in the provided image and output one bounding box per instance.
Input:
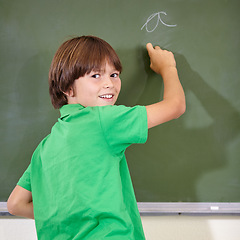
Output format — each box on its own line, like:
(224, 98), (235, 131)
(98, 105), (148, 155)
(17, 162), (32, 192)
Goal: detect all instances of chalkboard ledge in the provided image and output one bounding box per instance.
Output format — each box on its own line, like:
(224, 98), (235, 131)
(1, 202), (240, 217)
(138, 202), (240, 215)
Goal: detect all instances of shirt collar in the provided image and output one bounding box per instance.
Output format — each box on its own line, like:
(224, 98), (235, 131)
(60, 104), (85, 118)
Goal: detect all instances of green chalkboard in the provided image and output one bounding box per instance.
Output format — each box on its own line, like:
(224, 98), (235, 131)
(1, 0), (240, 202)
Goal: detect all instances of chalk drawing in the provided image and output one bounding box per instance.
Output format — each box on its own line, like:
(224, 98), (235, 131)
(141, 12), (177, 32)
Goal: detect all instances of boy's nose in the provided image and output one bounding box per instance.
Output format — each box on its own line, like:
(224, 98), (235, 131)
(103, 77), (114, 88)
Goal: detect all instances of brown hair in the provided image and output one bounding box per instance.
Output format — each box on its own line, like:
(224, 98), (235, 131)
(49, 36), (122, 109)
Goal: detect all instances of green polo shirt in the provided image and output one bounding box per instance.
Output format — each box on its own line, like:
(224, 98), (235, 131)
(17, 104), (148, 240)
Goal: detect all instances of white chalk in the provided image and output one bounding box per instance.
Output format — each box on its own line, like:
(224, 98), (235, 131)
(210, 206), (219, 211)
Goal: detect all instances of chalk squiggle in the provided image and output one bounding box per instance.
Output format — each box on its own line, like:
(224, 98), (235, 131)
(141, 12), (177, 32)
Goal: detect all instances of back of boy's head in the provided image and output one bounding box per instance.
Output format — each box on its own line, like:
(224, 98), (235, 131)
(49, 36), (122, 109)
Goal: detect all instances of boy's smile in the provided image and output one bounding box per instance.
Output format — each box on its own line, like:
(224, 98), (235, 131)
(67, 62), (121, 107)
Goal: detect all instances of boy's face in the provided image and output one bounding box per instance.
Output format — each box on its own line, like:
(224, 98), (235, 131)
(67, 62), (121, 107)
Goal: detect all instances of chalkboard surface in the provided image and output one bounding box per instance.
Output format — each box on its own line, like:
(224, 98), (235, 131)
(1, 0), (240, 202)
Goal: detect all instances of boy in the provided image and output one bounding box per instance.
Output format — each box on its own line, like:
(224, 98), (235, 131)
(7, 36), (185, 239)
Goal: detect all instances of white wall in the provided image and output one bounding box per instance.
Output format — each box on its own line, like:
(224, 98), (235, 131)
(142, 215), (240, 240)
(1, 215), (240, 240)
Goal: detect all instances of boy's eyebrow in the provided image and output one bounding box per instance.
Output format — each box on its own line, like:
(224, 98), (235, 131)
(92, 68), (103, 72)
(90, 67), (119, 73)
(90, 67), (103, 73)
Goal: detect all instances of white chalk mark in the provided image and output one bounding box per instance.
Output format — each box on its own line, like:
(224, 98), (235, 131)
(141, 11), (177, 32)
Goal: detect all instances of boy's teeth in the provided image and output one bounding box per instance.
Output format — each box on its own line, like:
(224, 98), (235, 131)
(100, 95), (113, 99)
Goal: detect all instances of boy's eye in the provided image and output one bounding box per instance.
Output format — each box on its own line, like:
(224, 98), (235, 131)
(111, 73), (119, 78)
(91, 74), (100, 79)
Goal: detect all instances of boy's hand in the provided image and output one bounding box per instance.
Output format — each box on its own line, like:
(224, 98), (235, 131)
(146, 43), (176, 76)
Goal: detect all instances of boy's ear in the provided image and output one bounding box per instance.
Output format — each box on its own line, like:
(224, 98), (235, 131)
(63, 87), (74, 98)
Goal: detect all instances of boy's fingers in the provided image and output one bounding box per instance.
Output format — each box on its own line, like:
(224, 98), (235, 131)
(146, 43), (154, 54)
(146, 43), (162, 54)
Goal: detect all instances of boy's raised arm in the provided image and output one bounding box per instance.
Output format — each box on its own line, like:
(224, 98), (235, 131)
(145, 43), (186, 129)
